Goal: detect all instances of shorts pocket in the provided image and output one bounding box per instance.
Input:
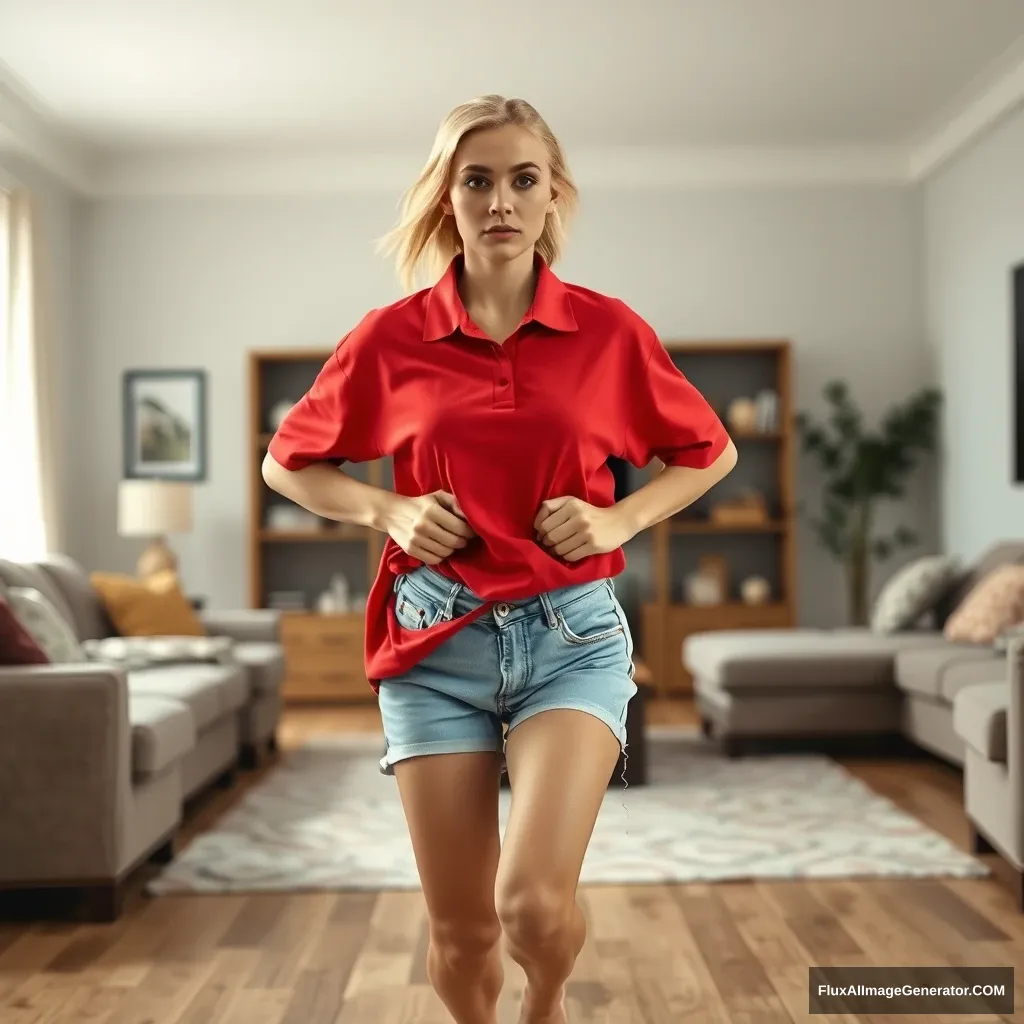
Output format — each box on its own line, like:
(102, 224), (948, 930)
(394, 575), (445, 631)
(555, 584), (626, 647)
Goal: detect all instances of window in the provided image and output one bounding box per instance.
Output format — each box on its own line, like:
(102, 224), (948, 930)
(0, 184), (53, 561)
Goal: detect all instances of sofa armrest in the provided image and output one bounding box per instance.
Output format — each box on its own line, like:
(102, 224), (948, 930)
(200, 608), (281, 643)
(0, 663), (131, 884)
(1007, 638), (1024, 854)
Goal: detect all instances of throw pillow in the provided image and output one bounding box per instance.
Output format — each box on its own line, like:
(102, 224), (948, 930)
(943, 564), (1024, 645)
(5, 587), (87, 663)
(89, 570), (206, 638)
(0, 593), (50, 665)
(870, 554), (962, 634)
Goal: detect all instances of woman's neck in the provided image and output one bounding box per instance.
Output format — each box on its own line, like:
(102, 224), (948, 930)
(458, 248), (537, 324)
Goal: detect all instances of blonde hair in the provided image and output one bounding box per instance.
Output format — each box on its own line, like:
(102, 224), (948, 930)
(377, 95), (579, 293)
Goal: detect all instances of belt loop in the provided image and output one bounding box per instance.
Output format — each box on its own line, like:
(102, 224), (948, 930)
(538, 591), (558, 629)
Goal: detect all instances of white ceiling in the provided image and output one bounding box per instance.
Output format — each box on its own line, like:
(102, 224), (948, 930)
(2, 0), (1024, 193)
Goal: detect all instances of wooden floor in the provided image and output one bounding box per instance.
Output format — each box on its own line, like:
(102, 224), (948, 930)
(1, 700), (1023, 1023)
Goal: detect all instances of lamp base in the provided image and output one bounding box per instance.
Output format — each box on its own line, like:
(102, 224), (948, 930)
(137, 537), (178, 578)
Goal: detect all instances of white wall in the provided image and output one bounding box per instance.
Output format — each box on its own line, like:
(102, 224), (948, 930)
(76, 183), (932, 626)
(924, 103), (1024, 564)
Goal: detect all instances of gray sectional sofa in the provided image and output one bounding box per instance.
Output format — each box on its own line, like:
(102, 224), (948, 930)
(684, 540), (1024, 907)
(0, 554), (285, 920)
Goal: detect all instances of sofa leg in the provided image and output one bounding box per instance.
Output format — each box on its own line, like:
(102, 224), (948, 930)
(700, 717), (713, 739)
(150, 835), (176, 865)
(80, 882), (126, 922)
(239, 743), (259, 771)
(216, 766), (236, 789)
(969, 823), (995, 855)
(267, 733), (278, 754)
(722, 736), (745, 759)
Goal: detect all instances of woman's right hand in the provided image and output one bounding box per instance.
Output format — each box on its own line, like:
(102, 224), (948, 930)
(383, 491), (476, 565)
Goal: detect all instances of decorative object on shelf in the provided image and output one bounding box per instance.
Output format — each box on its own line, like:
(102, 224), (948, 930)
(698, 554), (729, 601)
(265, 505), (320, 531)
(350, 593), (367, 613)
(754, 389), (779, 431)
(685, 555), (728, 607)
(726, 397), (758, 433)
(123, 368), (207, 481)
(316, 573), (351, 614)
(268, 399), (296, 431)
(795, 380), (942, 627)
(740, 575), (771, 605)
(117, 478), (194, 578)
(710, 489), (768, 526)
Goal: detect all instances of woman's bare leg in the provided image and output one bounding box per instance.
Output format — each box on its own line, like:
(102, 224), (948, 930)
(496, 709), (622, 1024)
(392, 751), (504, 1024)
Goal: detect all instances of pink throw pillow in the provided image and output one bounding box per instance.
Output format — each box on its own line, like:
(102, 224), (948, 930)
(943, 564), (1024, 645)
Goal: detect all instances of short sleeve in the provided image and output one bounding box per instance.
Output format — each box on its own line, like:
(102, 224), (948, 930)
(267, 332), (382, 471)
(620, 321), (730, 470)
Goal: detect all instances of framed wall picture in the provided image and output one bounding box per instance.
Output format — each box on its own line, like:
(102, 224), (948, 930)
(1015, 261), (1024, 483)
(123, 368), (207, 481)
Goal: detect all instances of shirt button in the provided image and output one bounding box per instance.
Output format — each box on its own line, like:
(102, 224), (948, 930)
(498, 378), (509, 388)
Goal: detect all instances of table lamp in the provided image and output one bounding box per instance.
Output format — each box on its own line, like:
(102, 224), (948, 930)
(117, 479), (194, 578)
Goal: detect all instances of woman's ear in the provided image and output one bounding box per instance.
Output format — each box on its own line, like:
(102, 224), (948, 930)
(440, 192), (454, 216)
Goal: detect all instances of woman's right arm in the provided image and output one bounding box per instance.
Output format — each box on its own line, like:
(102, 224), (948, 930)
(261, 453), (476, 563)
(261, 452), (399, 533)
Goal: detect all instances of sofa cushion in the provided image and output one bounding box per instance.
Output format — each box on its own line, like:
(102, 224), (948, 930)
(683, 628), (944, 692)
(0, 559), (77, 630)
(953, 682), (1007, 763)
(870, 554), (962, 634)
(128, 662), (248, 732)
(939, 656), (1007, 704)
(233, 641), (286, 695)
(36, 554), (114, 641)
(129, 694), (195, 775)
(894, 643), (997, 699)
(90, 571), (206, 638)
(944, 563), (1024, 645)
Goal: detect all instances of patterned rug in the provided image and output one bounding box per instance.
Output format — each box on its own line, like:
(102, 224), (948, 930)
(147, 729), (987, 894)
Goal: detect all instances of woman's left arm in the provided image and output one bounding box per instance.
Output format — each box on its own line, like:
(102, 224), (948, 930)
(614, 438), (738, 539)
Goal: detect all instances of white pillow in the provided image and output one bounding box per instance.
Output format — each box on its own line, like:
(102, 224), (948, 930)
(6, 586), (87, 663)
(82, 634), (235, 670)
(870, 554), (962, 634)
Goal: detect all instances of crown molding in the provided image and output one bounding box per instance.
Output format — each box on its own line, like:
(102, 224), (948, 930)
(0, 77), (98, 192)
(907, 38), (1024, 180)
(2, 52), (1023, 196)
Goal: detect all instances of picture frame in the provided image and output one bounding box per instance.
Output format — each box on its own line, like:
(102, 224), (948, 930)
(123, 368), (207, 481)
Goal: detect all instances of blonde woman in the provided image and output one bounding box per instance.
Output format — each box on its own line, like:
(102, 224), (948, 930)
(264, 95), (736, 1024)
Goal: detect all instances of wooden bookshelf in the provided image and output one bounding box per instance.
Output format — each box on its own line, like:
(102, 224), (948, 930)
(249, 349), (387, 704)
(639, 339), (797, 696)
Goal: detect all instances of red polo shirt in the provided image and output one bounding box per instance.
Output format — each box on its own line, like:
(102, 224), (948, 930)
(268, 254), (729, 691)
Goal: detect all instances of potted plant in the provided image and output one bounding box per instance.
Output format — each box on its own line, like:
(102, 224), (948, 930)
(795, 380), (942, 626)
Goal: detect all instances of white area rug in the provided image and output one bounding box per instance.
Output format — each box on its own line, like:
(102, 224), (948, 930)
(147, 729), (987, 894)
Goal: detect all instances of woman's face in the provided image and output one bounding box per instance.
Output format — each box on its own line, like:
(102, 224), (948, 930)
(443, 124), (557, 266)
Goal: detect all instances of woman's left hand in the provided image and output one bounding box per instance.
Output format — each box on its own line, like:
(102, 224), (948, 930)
(534, 496), (634, 561)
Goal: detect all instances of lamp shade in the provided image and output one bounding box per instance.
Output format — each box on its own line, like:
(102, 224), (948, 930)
(117, 479), (193, 537)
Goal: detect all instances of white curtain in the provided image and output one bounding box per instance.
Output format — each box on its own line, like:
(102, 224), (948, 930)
(0, 185), (60, 561)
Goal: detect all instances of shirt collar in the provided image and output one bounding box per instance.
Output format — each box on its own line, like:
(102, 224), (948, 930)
(423, 252), (578, 342)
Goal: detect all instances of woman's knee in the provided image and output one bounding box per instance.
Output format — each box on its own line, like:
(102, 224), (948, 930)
(495, 883), (575, 951)
(429, 914), (502, 966)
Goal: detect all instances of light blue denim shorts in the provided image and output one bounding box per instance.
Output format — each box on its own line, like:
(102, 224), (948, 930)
(377, 565), (638, 775)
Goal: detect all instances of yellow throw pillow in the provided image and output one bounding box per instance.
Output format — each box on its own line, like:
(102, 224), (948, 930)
(943, 563), (1024, 645)
(90, 570), (206, 637)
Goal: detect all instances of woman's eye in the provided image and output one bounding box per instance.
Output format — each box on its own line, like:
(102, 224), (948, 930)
(466, 176), (489, 189)
(515, 175), (537, 188)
